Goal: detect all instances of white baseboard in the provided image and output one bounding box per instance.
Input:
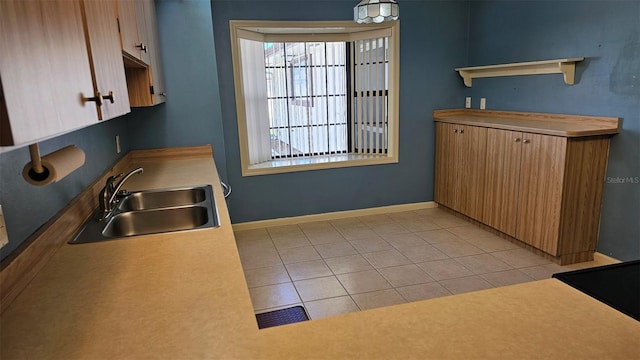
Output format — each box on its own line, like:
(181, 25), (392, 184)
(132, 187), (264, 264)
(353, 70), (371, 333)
(232, 201), (438, 231)
(593, 252), (620, 263)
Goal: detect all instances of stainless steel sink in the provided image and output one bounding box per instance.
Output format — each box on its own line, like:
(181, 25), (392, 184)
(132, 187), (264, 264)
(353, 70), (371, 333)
(69, 185), (219, 244)
(117, 188), (207, 211)
(103, 206), (210, 237)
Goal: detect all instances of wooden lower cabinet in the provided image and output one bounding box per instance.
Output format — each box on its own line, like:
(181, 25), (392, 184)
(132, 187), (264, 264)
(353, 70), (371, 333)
(515, 133), (567, 255)
(483, 130), (569, 254)
(555, 137), (611, 257)
(482, 128), (522, 237)
(434, 123), (486, 221)
(434, 123), (458, 211)
(435, 120), (613, 264)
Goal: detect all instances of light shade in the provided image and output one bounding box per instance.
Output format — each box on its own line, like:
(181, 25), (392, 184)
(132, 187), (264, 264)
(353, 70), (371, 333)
(354, 0), (399, 24)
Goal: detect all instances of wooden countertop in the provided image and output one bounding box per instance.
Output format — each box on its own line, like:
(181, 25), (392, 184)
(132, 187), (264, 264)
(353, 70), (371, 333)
(433, 109), (620, 137)
(1, 151), (638, 359)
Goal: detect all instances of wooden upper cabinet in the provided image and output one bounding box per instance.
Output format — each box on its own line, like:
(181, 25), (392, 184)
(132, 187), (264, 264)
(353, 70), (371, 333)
(118, 0), (165, 107)
(140, 0), (166, 104)
(81, 0), (130, 121)
(0, 0), (98, 146)
(134, 0), (151, 65)
(116, 0), (142, 61)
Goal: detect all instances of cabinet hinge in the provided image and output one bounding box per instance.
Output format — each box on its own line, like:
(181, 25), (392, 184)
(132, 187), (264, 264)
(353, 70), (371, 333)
(150, 86), (155, 95)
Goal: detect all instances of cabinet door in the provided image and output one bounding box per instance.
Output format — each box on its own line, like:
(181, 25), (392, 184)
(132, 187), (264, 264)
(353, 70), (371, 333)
(435, 123), (486, 219)
(137, 0), (166, 105)
(434, 122), (459, 210)
(0, 0), (98, 146)
(134, 0), (151, 65)
(483, 129), (522, 236)
(516, 133), (567, 254)
(457, 125), (487, 220)
(81, 0), (130, 120)
(144, 0), (167, 104)
(116, 0), (142, 61)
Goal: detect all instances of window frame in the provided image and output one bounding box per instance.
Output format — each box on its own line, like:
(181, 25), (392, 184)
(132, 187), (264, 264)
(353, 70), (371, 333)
(230, 20), (400, 177)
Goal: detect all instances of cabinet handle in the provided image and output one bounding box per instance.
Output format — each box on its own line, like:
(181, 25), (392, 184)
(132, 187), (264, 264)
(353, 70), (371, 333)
(136, 43), (148, 53)
(160, 92), (166, 97)
(523, 139), (530, 144)
(459, 129), (464, 134)
(453, 129), (458, 133)
(82, 92), (103, 107)
(82, 91), (114, 107)
(514, 138), (521, 142)
(102, 91), (114, 104)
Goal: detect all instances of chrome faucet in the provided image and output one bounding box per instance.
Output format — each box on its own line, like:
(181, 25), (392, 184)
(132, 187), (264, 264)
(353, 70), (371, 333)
(98, 167), (144, 220)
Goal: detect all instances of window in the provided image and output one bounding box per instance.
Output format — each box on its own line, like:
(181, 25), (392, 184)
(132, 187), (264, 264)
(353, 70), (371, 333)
(231, 21), (399, 176)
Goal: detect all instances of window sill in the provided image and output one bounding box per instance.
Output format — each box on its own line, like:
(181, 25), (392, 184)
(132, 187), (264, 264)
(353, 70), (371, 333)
(243, 153), (398, 176)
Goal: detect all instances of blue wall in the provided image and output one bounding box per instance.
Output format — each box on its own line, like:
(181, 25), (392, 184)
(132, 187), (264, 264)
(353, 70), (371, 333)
(466, 1), (640, 260)
(211, 0), (469, 223)
(0, 116), (130, 261)
(127, 0), (227, 181)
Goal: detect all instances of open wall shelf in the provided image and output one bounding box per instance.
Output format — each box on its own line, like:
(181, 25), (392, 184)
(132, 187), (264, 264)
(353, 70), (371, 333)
(455, 58), (584, 87)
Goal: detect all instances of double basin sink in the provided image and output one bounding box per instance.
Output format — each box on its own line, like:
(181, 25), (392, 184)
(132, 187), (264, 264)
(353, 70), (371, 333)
(70, 185), (219, 244)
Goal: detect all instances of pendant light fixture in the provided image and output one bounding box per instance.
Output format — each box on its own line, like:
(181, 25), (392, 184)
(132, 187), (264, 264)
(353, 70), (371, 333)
(354, 0), (399, 24)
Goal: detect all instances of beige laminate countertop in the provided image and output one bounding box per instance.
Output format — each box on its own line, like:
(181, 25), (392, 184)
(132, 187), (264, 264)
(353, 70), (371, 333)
(1, 154), (638, 359)
(433, 109), (620, 137)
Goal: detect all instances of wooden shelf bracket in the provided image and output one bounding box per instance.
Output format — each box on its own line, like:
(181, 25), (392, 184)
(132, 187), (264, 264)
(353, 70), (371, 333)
(455, 58), (584, 87)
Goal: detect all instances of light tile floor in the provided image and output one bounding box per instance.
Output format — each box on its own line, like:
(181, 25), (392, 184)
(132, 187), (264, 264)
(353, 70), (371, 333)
(235, 207), (616, 320)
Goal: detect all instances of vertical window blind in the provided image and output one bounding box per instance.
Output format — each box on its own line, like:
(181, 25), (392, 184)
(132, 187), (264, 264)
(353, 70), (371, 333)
(256, 37), (389, 162)
(351, 37), (389, 154)
(264, 42), (348, 160)
(239, 38), (272, 165)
